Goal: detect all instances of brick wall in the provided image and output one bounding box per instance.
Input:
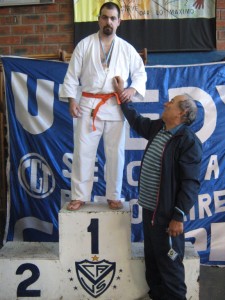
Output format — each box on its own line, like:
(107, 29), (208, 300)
(217, 0), (225, 50)
(0, 0), (74, 56)
(0, 0), (225, 56)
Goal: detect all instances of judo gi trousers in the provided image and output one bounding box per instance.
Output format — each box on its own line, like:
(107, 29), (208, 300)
(143, 208), (187, 300)
(71, 111), (125, 201)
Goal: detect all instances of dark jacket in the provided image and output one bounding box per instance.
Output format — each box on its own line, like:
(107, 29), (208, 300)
(121, 102), (202, 225)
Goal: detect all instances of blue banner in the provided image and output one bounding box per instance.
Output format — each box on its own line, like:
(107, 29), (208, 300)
(2, 56), (225, 265)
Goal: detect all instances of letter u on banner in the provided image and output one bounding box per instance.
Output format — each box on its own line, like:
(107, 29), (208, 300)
(12, 72), (54, 135)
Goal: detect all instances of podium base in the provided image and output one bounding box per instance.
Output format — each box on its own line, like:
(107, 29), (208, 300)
(0, 202), (200, 299)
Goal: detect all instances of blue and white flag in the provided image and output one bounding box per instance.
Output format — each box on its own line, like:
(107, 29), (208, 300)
(2, 56), (225, 265)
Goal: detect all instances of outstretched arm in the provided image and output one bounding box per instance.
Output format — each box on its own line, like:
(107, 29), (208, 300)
(113, 76), (133, 103)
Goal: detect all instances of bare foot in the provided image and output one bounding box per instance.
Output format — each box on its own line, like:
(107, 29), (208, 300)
(67, 200), (85, 211)
(107, 200), (123, 210)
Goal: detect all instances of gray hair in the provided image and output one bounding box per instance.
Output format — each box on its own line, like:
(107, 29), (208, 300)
(179, 94), (198, 126)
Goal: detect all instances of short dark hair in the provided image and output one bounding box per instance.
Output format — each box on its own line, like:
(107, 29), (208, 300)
(99, 2), (121, 18)
(179, 94), (198, 126)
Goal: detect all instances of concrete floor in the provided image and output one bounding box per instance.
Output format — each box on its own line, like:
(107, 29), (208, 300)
(199, 265), (225, 300)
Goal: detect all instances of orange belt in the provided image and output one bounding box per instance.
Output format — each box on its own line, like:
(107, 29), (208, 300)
(82, 91), (121, 131)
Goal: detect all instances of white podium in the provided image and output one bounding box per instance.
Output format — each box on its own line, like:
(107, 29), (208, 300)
(0, 202), (199, 299)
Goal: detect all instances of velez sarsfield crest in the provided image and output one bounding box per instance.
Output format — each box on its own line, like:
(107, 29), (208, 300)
(75, 259), (116, 298)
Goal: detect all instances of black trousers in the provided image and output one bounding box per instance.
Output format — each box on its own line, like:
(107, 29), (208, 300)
(142, 208), (187, 300)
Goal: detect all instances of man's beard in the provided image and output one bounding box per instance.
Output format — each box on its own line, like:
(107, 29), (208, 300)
(103, 26), (113, 36)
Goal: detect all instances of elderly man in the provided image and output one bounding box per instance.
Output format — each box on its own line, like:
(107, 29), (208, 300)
(114, 76), (202, 300)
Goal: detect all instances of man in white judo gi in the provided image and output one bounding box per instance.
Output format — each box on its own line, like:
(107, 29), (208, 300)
(60, 1), (147, 210)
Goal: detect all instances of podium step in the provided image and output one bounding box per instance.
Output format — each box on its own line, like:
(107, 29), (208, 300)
(0, 202), (199, 299)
